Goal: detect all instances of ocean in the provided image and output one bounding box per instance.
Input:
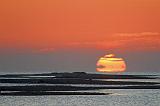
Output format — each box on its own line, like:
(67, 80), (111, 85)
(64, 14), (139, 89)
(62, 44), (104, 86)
(0, 72), (160, 106)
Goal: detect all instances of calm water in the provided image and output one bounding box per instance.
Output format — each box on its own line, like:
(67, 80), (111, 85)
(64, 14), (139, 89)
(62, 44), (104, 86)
(0, 72), (160, 106)
(0, 90), (160, 106)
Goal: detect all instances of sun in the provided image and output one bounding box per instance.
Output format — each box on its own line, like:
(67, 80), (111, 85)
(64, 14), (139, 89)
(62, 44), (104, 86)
(96, 54), (126, 73)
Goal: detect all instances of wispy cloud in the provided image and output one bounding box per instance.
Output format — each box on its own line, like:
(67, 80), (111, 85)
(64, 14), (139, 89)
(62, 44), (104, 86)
(114, 32), (159, 37)
(33, 48), (56, 53)
(67, 32), (160, 51)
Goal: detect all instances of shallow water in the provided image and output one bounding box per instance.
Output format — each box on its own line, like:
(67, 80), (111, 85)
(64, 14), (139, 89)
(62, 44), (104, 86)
(0, 72), (160, 106)
(0, 89), (160, 106)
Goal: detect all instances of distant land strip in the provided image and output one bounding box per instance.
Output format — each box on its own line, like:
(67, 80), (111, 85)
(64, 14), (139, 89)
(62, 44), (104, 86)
(0, 72), (158, 79)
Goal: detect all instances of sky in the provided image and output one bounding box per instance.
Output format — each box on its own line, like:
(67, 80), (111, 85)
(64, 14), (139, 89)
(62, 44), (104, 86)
(0, 0), (160, 73)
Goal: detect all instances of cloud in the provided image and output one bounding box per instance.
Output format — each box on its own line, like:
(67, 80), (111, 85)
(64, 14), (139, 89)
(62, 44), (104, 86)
(33, 48), (56, 53)
(114, 32), (159, 37)
(113, 32), (160, 50)
(68, 41), (123, 49)
(67, 32), (160, 51)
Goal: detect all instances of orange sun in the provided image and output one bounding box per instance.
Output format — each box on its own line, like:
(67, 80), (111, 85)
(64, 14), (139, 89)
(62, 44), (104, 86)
(96, 54), (126, 73)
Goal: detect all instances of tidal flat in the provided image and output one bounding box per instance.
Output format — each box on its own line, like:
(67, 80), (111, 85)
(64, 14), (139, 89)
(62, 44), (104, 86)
(0, 72), (159, 96)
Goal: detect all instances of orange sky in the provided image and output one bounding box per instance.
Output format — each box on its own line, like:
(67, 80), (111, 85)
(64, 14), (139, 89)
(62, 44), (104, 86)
(0, 0), (160, 52)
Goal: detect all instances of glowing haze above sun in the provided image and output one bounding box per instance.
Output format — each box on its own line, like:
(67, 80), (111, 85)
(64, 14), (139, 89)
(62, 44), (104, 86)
(96, 54), (126, 73)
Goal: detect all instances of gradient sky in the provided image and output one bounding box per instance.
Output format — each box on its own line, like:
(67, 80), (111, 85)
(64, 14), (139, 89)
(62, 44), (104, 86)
(0, 0), (160, 73)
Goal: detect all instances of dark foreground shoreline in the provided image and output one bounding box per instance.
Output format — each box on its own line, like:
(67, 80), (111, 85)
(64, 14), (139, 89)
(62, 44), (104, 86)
(1, 85), (160, 91)
(0, 85), (160, 96)
(0, 72), (160, 96)
(0, 91), (110, 96)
